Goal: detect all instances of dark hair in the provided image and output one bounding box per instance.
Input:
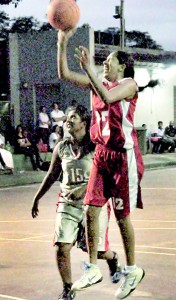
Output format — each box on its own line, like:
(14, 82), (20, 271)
(68, 105), (95, 152)
(68, 104), (91, 133)
(138, 79), (159, 92)
(114, 51), (135, 78)
(52, 125), (64, 138)
(53, 102), (59, 108)
(15, 124), (23, 134)
(40, 105), (45, 112)
(158, 121), (163, 125)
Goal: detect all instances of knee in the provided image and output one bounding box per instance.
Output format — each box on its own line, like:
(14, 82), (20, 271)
(56, 243), (72, 257)
(86, 205), (101, 220)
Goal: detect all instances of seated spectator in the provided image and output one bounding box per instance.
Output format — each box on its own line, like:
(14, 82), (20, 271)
(150, 121), (174, 153)
(150, 121), (164, 153)
(49, 125), (63, 152)
(163, 121), (176, 152)
(38, 106), (51, 146)
(0, 134), (14, 174)
(14, 125), (41, 171)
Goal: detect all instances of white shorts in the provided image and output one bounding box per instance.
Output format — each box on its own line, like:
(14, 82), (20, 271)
(53, 202), (110, 252)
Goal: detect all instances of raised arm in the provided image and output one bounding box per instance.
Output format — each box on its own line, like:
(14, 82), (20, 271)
(31, 144), (62, 218)
(57, 29), (91, 89)
(75, 46), (137, 104)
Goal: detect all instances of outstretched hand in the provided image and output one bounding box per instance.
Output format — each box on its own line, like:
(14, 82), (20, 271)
(58, 28), (77, 44)
(74, 46), (90, 70)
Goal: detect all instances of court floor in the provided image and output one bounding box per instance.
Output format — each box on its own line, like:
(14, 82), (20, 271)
(0, 167), (176, 300)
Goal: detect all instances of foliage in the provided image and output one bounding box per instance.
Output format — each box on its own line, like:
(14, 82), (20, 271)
(38, 22), (53, 32)
(125, 30), (163, 50)
(0, 0), (22, 8)
(0, 11), (10, 39)
(95, 27), (163, 50)
(10, 16), (40, 33)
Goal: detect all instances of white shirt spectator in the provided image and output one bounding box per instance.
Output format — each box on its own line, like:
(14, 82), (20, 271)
(49, 132), (60, 150)
(39, 112), (50, 129)
(0, 134), (5, 145)
(156, 127), (164, 138)
(0, 138), (14, 171)
(50, 109), (65, 127)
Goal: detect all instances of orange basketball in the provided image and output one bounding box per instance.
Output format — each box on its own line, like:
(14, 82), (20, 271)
(47, 0), (80, 31)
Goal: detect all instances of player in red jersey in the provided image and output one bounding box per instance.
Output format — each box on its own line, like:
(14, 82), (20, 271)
(57, 29), (145, 299)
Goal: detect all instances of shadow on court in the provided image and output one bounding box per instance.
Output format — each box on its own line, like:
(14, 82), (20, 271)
(0, 167), (176, 300)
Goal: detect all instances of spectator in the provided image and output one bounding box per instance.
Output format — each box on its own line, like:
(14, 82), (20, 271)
(164, 121), (176, 152)
(50, 102), (66, 128)
(49, 125), (63, 152)
(0, 134), (14, 174)
(14, 125), (41, 171)
(38, 106), (51, 146)
(141, 124), (150, 152)
(150, 121), (164, 153)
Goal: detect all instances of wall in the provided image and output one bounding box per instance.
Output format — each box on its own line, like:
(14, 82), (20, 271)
(135, 63), (176, 133)
(9, 28), (93, 128)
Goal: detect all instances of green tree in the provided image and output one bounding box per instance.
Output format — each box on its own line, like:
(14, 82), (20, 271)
(10, 16), (40, 33)
(0, 11), (10, 39)
(0, 0), (22, 8)
(96, 27), (163, 50)
(39, 22), (53, 32)
(125, 30), (163, 50)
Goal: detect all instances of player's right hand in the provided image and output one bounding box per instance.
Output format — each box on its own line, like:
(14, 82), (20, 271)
(58, 28), (77, 44)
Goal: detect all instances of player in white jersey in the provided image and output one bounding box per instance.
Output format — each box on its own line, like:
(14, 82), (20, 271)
(31, 105), (122, 300)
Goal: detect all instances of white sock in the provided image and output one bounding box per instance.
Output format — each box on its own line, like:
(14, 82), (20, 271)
(124, 265), (137, 273)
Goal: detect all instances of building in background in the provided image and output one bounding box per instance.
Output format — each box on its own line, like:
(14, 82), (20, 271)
(7, 27), (176, 133)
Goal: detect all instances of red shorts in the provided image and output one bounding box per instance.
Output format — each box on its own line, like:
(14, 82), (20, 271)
(84, 144), (144, 220)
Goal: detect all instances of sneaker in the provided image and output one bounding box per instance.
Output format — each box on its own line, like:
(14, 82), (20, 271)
(115, 267), (145, 299)
(58, 283), (76, 300)
(71, 262), (103, 291)
(106, 252), (123, 283)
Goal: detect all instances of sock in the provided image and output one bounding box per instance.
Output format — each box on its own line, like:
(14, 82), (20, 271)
(124, 265), (137, 273)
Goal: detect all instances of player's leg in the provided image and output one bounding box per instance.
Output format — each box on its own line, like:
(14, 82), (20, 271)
(85, 204), (102, 265)
(56, 242), (75, 299)
(54, 202), (84, 299)
(97, 202), (122, 283)
(72, 160), (108, 291)
(112, 148), (145, 299)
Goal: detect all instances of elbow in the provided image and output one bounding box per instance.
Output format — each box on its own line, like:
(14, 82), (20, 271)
(58, 69), (70, 81)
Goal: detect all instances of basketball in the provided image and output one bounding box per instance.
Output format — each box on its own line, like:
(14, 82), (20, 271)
(47, 0), (80, 31)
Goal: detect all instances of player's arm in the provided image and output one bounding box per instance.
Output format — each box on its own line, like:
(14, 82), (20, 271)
(75, 46), (137, 103)
(66, 184), (87, 201)
(31, 144), (62, 218)
(57, 29), (91, 89)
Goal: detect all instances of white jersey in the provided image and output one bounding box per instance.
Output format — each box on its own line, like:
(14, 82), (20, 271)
(57, 138), (94, 207)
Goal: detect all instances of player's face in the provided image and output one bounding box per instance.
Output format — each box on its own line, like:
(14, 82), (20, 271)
(66, 110), (85, 135)
(103, 52), (122, 82)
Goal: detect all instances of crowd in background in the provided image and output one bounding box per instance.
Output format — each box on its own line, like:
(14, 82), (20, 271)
(143, 120), (176, 154)
(0, 100), (77, 173)
(1, 100), (176, 174)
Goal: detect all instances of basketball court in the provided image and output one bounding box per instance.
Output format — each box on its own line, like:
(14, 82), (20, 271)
(0, 167), (176, 300)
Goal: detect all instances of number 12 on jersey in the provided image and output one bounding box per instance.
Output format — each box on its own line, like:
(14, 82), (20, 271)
(95, 110), (110, 137)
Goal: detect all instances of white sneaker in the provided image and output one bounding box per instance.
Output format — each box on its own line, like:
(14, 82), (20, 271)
(71, 262), (103, 291)
(115, 267), (145, 299)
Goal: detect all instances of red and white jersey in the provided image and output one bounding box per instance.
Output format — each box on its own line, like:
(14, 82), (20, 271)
(90, 79), (139, 150)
